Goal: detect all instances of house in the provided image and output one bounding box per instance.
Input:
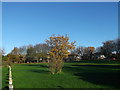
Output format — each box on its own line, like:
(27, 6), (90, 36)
(98, 55), (106, 59)
(64, 54), (81, 62)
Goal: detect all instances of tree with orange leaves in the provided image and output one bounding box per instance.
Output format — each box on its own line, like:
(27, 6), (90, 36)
(88, 47), (95, 53)
(46, 35), (75, 74)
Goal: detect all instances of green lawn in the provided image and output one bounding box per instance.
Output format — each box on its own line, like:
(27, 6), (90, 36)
(2, 66), (8, 89)
(2, 60), (120, 89)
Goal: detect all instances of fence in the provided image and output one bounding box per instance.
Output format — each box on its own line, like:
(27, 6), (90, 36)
(8, 65), (13, 90)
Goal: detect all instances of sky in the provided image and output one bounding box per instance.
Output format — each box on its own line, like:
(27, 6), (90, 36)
(0, 2), (2, 50)
(2, 2), (118, 54)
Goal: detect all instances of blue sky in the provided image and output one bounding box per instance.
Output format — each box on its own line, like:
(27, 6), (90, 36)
(0, 2), (2, 49)
(2, 2), (118, 54)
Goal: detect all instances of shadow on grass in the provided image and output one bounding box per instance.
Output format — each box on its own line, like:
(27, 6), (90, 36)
(63, 64), (120, 88)
(57, 86), (64, 88)
(2, 86), (9, 90)
(2, 71), (9, 89)
(30, 69), (49, 73)
(72, 65), (120, 69)
(70, 60), (120, 64)
(23, 64), (48, 68)
(75, 71), (120, 88)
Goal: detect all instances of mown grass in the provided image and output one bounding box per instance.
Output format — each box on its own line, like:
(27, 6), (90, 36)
(2, 60), (120, 89)
(2, 66), (8, 89)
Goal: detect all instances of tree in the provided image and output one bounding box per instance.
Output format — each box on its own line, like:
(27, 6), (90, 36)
(34, 43), (50, 54)
(94, 38), (120, 60)
(10, 47), (21, 63)
(34, 43), (51, 62)
(26, 45), (35, 63)
(114, 38), (120, 60)
(5, 54), (14, 66)
(102, 40), (115, 58)
(46, 35), (75, 74)
(0, 48), (4, 66)
(11, 47), (19, 55)
(18, 46), (27, 55)
(18, 46), (27, 63)
(71, 46), (84, 56)
(88, 47), (95, 59)
(0, 48), (5, 56)
(71, 46), (85, 60)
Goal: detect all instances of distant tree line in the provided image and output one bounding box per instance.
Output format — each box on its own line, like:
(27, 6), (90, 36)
(2, 43), (51, 65)
(1, 37), (120, 66)
(71, 38), (120, 61)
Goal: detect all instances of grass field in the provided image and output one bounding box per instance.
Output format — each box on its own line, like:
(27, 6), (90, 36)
(2, 60), (120, 89)
(2, 66), (8, 89)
